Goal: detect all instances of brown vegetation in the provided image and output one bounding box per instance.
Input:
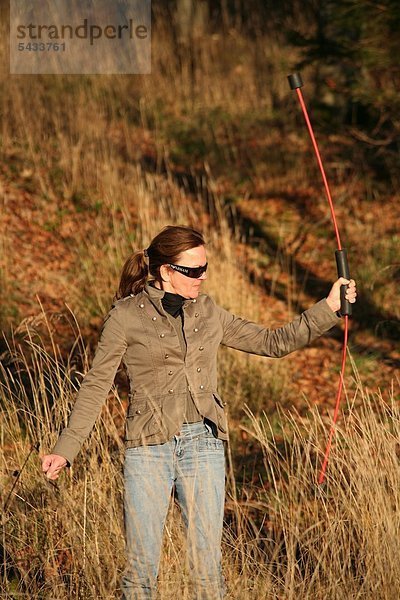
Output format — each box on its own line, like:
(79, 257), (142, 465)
(1, 4), (399, 598)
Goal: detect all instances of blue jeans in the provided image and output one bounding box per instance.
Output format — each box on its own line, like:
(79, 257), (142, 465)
(121, 421), (226, 600)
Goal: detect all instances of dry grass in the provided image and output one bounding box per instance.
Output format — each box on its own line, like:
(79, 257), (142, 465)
(1, 12), (399, 600)
(1, 314), (400, 598)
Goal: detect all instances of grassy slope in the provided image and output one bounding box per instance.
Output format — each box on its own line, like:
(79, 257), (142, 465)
(1, 20), (399, 599)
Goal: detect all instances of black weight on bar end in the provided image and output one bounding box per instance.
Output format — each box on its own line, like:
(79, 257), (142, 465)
(335, 249), (352, 317)
(287, 73), (303, 90)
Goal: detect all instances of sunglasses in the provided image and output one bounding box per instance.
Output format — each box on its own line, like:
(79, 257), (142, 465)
(168, 262), (208, 279)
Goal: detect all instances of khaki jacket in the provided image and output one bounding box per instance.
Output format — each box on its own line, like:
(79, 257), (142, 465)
(52, 281), (341, 466)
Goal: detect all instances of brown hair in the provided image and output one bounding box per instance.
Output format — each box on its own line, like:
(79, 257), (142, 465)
(116, 225), (206, 299)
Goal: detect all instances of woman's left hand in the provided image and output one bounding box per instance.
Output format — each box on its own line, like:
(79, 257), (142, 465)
(326, 278), (357, 313)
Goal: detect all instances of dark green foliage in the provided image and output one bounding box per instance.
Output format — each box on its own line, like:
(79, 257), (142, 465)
(286, 1), (400, 180)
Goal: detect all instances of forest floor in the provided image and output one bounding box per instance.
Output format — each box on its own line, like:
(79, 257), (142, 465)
(1, 117), (398, 419)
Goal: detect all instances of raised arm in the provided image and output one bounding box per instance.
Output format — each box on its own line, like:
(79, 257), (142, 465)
(216, 298), (339, 357)
(214, 278), (356, 357)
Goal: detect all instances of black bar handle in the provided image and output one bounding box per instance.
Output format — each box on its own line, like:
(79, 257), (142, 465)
(335, 249), (352, 316)
(287, 73), (304, 90)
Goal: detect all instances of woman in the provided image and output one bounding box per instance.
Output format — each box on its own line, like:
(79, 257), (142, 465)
(42, 225), (357, 599)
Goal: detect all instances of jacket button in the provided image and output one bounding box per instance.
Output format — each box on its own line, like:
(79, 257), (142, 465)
(222, 401), (227, 406)
(160, 333), (165, 338)
(197, 367), (201, 372)
(192, 299), (197, 303)
(195, 312), (199, 317)
(199, 384), (204, 390)
(168, 370), (173, 375)
(152, 316), (157, 321)
(199, 346), (204, 351)
(168, 389), (174, 394)
(135, 409), (141, 414)
(194, 327), (199, 332)
(139, 303), (145, 308)
(164, 354), (169, 359)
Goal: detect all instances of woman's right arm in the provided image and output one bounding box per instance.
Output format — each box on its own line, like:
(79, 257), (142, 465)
(41, 306), (128, 477)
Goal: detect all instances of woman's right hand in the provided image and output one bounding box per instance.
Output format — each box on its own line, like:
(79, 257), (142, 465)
(41, 454), (68, 480)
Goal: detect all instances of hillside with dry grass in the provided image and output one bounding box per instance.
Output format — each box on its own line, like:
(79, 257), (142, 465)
(1, 4), (400, 598)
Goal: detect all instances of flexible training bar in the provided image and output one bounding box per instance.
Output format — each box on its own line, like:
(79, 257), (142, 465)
(287, 72), (351, 485)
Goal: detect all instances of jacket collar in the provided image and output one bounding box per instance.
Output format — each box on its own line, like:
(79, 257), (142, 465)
(144, 280), (196, 311)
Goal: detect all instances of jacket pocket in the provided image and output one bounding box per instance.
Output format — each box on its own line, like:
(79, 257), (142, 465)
(125, 398), (163, 441)
(212, 393), (228, 434)
(212, 392), (226, 409)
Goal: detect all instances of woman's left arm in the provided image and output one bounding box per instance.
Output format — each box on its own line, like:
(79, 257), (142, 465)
(215, 278), (357, 358)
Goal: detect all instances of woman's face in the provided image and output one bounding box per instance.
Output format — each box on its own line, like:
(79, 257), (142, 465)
(159, 245), (207, 299)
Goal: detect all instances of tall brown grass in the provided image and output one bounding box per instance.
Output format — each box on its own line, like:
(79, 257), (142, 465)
(1, 12), (399, 600)
(1, 308), (400, 598)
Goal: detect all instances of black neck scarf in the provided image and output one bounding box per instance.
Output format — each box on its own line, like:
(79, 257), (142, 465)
(161, 291), (186, 318)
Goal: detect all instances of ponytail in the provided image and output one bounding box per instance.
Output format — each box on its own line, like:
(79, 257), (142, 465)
(116, 250), (148, 299)
(116, 225), (206, 300)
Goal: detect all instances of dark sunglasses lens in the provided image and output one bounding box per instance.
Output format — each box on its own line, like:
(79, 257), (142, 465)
(189, 263), (207, 278)
(170, 262), (208, 278)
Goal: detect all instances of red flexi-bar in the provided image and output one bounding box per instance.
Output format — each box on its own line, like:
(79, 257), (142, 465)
(288, 73), (350, 485)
